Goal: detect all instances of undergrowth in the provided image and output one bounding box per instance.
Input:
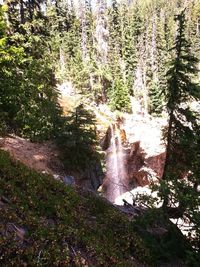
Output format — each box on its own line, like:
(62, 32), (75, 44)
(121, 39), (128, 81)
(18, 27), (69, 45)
(0, 150), (151, 266)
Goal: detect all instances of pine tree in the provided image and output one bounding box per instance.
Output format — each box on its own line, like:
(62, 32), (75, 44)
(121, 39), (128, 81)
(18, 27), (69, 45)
(107, 1), (134, 112)
(0, 4), (25, 133)
(120, 3), (137, 95)
(149, 81), (164, 115)
(93, 0), (109, 103)
(109, 78), (131, 113)
(149, 6), (169, 116)
(56, 104), (98, 171)
(160, 10), (200, 250)
(1, 0), (61, 140)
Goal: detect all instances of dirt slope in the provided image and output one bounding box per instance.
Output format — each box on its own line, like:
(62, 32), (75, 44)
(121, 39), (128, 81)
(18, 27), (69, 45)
(0, 135), (64, 177)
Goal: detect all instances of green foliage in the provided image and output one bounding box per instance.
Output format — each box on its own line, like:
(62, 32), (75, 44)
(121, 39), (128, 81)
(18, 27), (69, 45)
(0, 150), (151, 266)
(149, 81), (164, 116)
(120, 4), (138, 94)
(13, 55), (62, 141)
(0, 3), (61, 141)
(0, 5), (25, 133)
(0, 111), (8, 136)
(56, 104), (99, 171)
(44, 0), (200, 114)
(132, 209), (193, 265)
(109, 79), (131, 113)
(157, 10), (200, 253)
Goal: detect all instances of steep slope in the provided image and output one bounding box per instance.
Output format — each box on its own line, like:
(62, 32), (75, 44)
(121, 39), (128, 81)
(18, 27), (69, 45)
(0, 136), (64, 177)
(0, 150), (150, 267)
(0, 149), (194, 267)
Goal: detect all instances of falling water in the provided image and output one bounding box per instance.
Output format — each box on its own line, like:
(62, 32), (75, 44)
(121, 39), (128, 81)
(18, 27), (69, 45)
(105, 124), (127, 202)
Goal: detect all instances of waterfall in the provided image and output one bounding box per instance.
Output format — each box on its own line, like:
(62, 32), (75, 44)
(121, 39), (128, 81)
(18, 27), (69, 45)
(105, 124), (127, 202)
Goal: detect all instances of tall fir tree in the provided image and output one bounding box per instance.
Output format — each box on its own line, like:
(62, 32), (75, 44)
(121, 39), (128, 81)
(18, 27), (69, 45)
(160, 10), (200, 250)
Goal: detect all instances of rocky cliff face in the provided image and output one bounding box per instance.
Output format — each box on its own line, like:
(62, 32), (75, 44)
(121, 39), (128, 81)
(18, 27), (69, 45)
(100, 113), (167, 200)
(124, 114), (167, 185)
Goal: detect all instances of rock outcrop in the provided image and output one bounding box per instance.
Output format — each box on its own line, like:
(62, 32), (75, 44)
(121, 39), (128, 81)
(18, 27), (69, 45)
(124, 114), (166, 188)
(101, 114), (167, 200)
(0, 108), (167, 196)
(74, 160), (104, 191)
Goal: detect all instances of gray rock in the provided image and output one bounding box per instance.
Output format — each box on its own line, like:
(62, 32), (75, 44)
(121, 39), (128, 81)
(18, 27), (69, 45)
(63, 175), (75, 185)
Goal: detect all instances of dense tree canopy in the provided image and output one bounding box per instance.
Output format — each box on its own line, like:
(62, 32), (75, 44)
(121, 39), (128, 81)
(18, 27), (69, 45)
(2, 0), (199, 115)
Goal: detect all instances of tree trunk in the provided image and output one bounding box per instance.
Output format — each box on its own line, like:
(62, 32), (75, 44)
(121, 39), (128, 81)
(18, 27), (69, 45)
(20, 0), (25, 24)
(162, 111), (173, 209)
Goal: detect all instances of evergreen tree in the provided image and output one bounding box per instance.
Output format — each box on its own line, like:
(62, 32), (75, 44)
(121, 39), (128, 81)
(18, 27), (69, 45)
(109, 0), (121, 52)
(0, 4), (25, 133)
(109, 78), (131, 113)
(149, 6), (168, 116)
(120, 3), (137, 95)
(56, 104), (98, 171)
(107, 1), (134, 112)
(1, 1), (61, 141)
(149, 81), (164, 115)
(160, 10), (200, 251)
(93, 0), (109, 103)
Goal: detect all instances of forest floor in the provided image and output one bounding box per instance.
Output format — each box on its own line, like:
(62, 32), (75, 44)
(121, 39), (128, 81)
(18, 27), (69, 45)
(0, 149), (151, 266)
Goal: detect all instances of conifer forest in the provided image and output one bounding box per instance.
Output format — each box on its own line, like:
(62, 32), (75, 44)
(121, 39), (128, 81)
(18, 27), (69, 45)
(0, 0), (200, 266)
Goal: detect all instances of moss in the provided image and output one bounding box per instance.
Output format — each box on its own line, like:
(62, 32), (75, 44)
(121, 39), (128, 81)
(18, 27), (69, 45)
(0, 150), (151, 266)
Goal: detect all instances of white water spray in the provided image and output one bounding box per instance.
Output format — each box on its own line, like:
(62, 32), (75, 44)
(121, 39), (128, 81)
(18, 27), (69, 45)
(105, 124), (128, 202)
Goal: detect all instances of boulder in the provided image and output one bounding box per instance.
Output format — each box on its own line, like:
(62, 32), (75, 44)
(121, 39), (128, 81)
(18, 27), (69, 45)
(63, 175), (75, 185)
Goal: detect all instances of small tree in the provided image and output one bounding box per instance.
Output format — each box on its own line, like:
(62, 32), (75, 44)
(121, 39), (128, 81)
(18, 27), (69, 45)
(56, 104), (98, 171)
(109, 79), (131, 113)
(149, 81), (164, 116)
